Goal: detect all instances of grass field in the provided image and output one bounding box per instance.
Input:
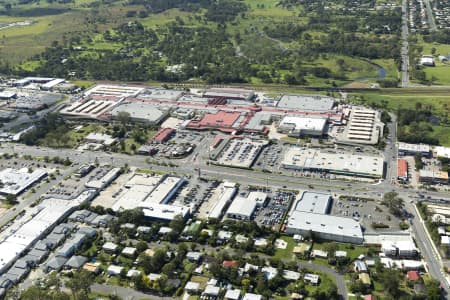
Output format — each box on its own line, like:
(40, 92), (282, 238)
(417, 36), (450, 85)
(423, 65), (450, 85)
(273, 236), (296, 259)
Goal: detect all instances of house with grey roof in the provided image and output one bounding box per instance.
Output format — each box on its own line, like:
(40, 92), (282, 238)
(56, 243), (75, 258)
(34, 240), (49, 251)
(68, 210), (95, 223)
(0, 276), (12, 289)
(44, 233), (66, 248)
(77, 227), (97, 238)
(26, 248), (48, 264)
(52, 223), (73, 235)
(92, 214), (114, 227)
(65, 255), (88, 270)
(45, 256), (68, 273)
(6, 266), (29, 282)
(84, 213), (98, 225)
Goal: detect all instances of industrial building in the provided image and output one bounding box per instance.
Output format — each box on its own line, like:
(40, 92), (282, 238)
(285, 211), (363, 243)
(203, 87), (255, 101)
(110, 102), (169, 125)
(336, 107), (384, 145)
(139, 89), (184, 101)
(0, 190), (97, 275)
(398, 143), (431, 157)
(84, 84), (145, 98)
(434, 146), (450, 158)
(419, 170), (449, 184)
(107, 173), (189, 221)
(226, 195), (257, 221)
(60, 98), (121, 119)
(206, 182), (237, 219)
(397, 159), (408, 182)
(276, 94), (335, 111)
(381, 240), (418, 257)
(294, 192), (332, 214)
(0, 168), (47, 196)
(277, 116), (327, 137)
(284, 190), (362, 243)
(226, 191), (268, 221)
(281, 148), (384, 178)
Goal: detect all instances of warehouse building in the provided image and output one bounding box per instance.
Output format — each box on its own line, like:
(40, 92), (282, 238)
(225, 191), (267, 221)
(60, 98), (121, 119)
(226, 195), (257, 221)
(0, 168), (47, 197)
(281, 148), (384, 178)
(108, 173), (189, 221)
(381, 240), (418, 258)
(398, 143), (431, 157)
(276, 94), (335, 111)
(434, 146), (450, 158)
(110, 102), (169, 125)
(203, 87), (255, 101)
(84, 84), (145, 98)
(336, 107), (384, 145)
(285, 211), (363, 244)
(278, 116), (327, 137)
(139, 88), (184, 101)
(294, 192), (332, 214)
(207, 182), (237, 219)
(0, 190), (96, 275)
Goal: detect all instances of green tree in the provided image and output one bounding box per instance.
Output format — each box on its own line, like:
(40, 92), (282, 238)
(379, 268), (402, 297)
(169, 214), (186, 233)
(425, 278), (442, 300)
(382, 192), (404, 217)
(117, 111), (131, 128)
(66, 270), (93, 300)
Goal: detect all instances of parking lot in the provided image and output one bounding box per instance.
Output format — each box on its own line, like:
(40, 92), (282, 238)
(254, 143), (283, 171)
(216, 139), (266, 168)
(331, 196), (402, 233)
(254, 189), (294, 230)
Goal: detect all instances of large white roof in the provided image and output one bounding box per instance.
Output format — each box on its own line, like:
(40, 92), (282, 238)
(279, 116), (327, 132)
(282, 147), (384, 178)
(277, 94), (335, 111)
(226, 196), (257, 218)
(0, 168), (47, 196)
(294, 191), (331, 214)
(286, 211), (363, 240)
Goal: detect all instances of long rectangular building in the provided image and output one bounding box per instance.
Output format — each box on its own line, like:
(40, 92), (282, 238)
(397, 159), (408, 181)
(281, 148), (384, 178)
(285, 211), (363, 244)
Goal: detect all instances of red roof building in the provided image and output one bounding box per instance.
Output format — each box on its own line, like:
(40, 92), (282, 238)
(397, 159), (408, 181)
(407, 271), (420, 281)
(364, 295), (375, 300)
(222, 260), (238, 268)
(186, 111), (242, 133)
(153, 128), (175, 144)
